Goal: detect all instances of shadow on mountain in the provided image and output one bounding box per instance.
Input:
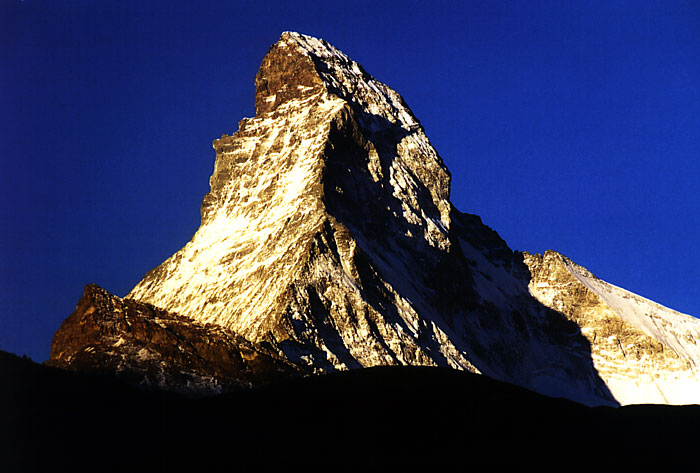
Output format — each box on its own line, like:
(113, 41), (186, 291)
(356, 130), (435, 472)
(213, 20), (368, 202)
(2, 350), (698, 472)
(321, 105), (616, 406)
(451, 211), (619, 406)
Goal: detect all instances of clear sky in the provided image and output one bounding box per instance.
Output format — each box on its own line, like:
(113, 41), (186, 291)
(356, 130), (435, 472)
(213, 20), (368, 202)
(2, 0), (699, 361)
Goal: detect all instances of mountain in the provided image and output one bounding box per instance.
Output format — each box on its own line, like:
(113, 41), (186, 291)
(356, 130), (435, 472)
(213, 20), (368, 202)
(49, 32), (700, 406)
(5, 350), (700, 472)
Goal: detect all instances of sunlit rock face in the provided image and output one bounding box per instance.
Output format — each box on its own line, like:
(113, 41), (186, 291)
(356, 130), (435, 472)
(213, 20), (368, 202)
(53, 32), (700, 406)
(524, 251), (700, 405)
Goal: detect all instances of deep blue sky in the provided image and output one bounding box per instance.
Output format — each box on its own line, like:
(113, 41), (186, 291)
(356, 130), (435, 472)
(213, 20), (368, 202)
(2, 0), (699, 361)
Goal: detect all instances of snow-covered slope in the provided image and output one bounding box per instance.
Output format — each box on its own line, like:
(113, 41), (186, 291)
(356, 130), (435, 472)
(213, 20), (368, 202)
(525, 251), (700, 405)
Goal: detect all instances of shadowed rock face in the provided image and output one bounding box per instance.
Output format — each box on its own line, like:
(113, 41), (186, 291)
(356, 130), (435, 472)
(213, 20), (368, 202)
(47, 284), (303, 394)
(48, 32), (699, 406)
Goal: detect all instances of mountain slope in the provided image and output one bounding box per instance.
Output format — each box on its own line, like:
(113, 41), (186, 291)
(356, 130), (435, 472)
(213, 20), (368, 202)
(124, 32), (615, 406)
(49, 32), (700, 407)
(525, 250), (700, 404)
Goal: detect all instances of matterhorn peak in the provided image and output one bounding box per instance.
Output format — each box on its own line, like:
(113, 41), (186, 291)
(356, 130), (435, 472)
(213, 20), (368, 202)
(128, 32), (456, 348)
(122, 32), (615, 405)
(50, 32), (700, 407)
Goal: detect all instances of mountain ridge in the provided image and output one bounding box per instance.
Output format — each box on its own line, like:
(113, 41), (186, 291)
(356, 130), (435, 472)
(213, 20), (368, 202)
(47, 284), (303, 393)
(525, 250), (700, 404)
(48, 32), (700, 407)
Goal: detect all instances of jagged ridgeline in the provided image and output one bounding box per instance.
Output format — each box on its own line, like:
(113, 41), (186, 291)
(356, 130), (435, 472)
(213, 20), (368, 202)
(50, 32), (700, 406)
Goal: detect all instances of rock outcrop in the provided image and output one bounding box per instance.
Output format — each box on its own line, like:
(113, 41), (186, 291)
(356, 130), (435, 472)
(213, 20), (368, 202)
(48, 284), (302, 393)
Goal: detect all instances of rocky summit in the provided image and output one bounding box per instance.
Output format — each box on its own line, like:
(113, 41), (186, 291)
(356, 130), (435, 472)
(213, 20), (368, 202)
(50, 32), (700, 405)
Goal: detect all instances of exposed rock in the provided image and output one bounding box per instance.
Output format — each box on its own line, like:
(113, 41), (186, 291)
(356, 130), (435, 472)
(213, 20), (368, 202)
(47, 284), (302, 393)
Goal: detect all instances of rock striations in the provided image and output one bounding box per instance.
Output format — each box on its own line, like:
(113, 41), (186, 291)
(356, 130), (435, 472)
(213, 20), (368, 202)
(50, 32), (700, 405)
